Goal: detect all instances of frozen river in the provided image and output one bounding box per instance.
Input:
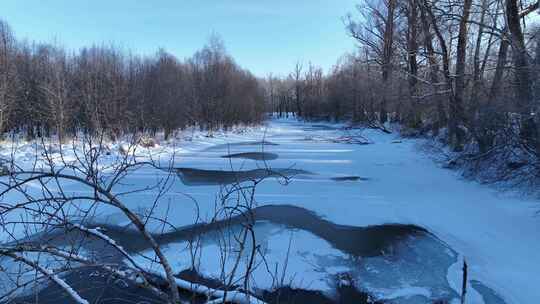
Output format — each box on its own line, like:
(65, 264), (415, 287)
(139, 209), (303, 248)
(2, 117), (538, 303)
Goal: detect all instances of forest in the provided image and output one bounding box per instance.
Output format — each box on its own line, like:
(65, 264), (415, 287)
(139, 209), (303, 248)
(0, 23), (265, 140)
(265, 0), (540, 185)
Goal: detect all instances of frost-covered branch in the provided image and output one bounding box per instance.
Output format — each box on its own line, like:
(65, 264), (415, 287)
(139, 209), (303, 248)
(0, 250), (89, 304)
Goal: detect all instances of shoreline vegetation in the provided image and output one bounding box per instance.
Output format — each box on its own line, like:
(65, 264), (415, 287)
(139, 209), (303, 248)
(0, 22), (265, 142)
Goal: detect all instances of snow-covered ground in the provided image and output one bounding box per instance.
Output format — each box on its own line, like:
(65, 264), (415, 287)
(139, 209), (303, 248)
(1, 117), (539, 303)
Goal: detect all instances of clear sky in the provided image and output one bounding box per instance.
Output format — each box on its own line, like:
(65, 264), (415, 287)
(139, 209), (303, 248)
(1, 0), (359, 77)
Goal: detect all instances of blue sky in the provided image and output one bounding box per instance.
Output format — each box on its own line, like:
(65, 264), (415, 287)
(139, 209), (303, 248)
(1, 0), (359, 77)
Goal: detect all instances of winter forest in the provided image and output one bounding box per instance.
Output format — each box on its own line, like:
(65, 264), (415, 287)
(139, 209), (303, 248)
(0, 0), (539, 304)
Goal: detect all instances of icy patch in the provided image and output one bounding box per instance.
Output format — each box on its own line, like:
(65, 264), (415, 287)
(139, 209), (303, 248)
(354, 234), (459, 303)
(128, 222), (348, 293)
(127, 220), (461, 303)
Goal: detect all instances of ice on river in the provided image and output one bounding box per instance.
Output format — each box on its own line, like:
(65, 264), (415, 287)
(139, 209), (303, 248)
(1, 117), (539, 303)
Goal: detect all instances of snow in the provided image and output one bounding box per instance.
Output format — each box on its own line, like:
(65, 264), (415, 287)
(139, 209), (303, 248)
(1, 116), (539, 303)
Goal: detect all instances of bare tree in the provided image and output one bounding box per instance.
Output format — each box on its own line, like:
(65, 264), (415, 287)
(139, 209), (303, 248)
(0, 132), (269, 304)
(0, 20), (15, 136)
(450, 0), (473, 151)
(291, 61), (304, 118)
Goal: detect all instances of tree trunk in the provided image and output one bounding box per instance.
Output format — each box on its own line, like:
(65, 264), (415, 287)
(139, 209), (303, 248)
(451, 0), (473, 151)
(380, 0), (397, 124)
(470, 0), (488, 120)
(489, 32), (510, 100)
(506, 0), (538, 152)
(425, 0), (453, 135)
(419, 0), (446, 133)
(506, 0), (532, 111)
(407, 0), (421, 128)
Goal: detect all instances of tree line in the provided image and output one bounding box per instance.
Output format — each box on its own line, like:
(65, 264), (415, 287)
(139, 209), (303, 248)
(266, 0), (540, 182)
(0, 21), (265, 141)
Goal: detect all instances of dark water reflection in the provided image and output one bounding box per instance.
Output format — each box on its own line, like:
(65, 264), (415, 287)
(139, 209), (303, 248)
(221, 152), (279, 161)
(175, 167), (313, 185)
